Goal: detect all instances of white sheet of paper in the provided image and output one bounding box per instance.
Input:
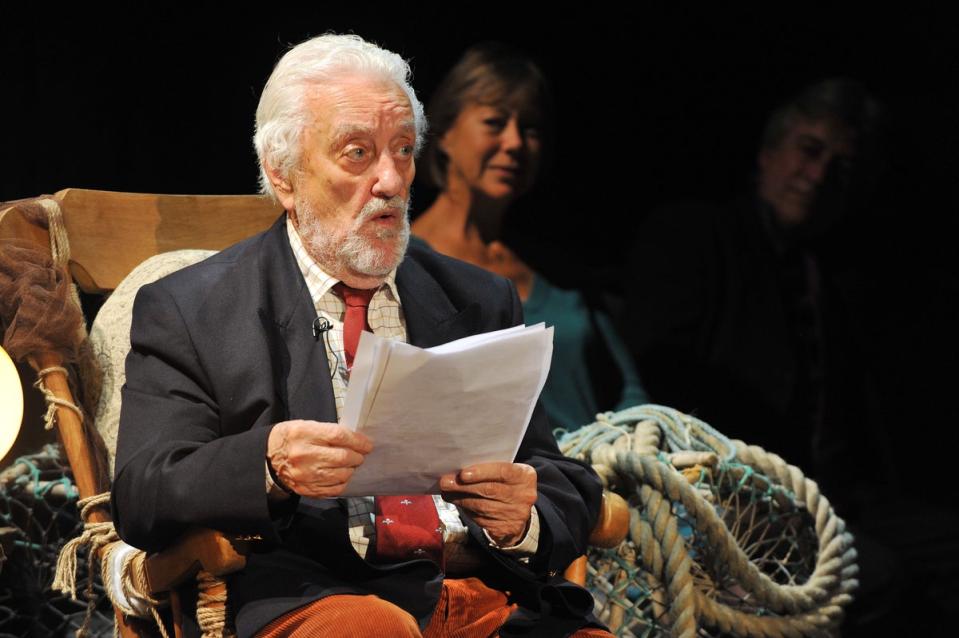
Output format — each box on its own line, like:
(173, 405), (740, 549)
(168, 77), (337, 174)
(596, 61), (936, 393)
(340, 324), (553, 495)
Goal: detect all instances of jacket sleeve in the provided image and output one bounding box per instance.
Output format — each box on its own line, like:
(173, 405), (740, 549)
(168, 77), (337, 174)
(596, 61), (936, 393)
(111, 280), (282, 553)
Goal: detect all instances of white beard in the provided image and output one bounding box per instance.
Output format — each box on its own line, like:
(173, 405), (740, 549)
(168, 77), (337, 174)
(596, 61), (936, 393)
(296, 196), (410, 278)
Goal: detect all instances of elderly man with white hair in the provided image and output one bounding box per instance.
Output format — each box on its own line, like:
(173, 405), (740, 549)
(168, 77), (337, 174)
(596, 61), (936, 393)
(111, 34), (607, 638)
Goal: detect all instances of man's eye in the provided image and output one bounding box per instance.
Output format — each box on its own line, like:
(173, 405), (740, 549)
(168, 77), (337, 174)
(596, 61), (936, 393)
(397, 144), (414, 157)
(484, 118), (507, 130)
(346, 147), (367, 160)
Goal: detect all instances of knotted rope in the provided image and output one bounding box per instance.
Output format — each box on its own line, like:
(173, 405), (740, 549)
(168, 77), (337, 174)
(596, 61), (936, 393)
(50, 490), (179, 638)
(52, 492), (117, 637)
(196, 570), (235, 638)
(33, 365), (84, 430)
(559, 405), (857, 638)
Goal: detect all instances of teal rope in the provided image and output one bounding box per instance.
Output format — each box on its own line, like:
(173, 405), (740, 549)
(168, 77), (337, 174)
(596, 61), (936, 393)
(9, 447), (78, 501)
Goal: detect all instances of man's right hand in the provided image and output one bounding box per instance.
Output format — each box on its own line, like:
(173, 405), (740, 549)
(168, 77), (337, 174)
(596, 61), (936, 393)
(267, 420), (373, 498)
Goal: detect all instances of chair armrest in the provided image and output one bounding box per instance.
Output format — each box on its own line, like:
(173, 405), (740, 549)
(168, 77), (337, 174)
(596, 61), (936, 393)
(144, 528), (257, 594)
(564, 491), (630, 585)
(588, 491), (630, 548)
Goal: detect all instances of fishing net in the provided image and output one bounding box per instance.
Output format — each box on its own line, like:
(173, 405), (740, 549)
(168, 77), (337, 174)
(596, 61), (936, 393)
(560, 405), (857, 638)
(0, 445), (113, 637)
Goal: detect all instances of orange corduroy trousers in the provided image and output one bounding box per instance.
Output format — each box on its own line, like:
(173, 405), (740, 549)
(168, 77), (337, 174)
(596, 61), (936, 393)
(256, 577), (612, 637)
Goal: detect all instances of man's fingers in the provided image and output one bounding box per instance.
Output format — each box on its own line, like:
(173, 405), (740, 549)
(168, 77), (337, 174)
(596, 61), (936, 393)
(314, 446), (366, 469)
(441, 493), (532, 546)
(442, 482), (537, 509)
(455, 462), (535, 485)
(267, 420), (373, 496)
(442, 480), (509, 501)
(304, 466), (356, 488)
(285, 464), (359, 497)
(303, 421), (374, 454)
(443, 494), (518, 517)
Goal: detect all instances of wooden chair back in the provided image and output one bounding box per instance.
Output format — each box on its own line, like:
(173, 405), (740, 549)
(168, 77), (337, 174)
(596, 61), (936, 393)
(0, 188), (281, 294)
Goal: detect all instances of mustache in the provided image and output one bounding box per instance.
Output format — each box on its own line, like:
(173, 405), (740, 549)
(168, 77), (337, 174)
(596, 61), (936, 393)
(355, 196), (409, 225)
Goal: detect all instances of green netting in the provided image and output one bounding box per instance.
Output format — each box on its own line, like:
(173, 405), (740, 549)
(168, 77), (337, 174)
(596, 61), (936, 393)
(0, 445), (113, 637)
(562, 405), (856, 638)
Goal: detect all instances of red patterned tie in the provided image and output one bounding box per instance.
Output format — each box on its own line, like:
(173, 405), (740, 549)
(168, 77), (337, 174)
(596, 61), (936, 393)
(373, 495), (443, 566)
(333, 282), (375, 370)
(332, 283), (443, 566)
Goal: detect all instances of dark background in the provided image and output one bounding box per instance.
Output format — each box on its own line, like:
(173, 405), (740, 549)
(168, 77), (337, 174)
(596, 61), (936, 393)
(4, 6), (958, 265)
(2, 5), (958, 633)
(4, 5), (957, 452)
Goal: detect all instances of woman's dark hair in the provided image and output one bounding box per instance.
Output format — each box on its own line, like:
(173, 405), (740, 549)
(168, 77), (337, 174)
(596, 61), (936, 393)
(423, 42), (553, 189)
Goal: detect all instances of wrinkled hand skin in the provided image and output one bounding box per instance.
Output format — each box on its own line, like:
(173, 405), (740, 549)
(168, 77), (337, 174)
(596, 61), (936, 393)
(267, 420), (373, 497)
(440, 462), (537, 546)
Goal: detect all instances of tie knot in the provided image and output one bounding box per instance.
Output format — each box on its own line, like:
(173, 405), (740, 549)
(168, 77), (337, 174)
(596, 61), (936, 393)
(334, 282), (376, 308)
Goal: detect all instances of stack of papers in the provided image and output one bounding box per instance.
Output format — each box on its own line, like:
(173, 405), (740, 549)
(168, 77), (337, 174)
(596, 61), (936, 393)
(341, 323), (553, 495)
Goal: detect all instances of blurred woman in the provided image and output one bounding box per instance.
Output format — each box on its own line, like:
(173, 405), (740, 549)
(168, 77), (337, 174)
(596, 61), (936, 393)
(413, 42), (647, 431)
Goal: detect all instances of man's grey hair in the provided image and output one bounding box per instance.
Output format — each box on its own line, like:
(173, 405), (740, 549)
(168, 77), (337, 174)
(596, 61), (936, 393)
(253, 33), (427, 199)
(760, 78), (884, 151)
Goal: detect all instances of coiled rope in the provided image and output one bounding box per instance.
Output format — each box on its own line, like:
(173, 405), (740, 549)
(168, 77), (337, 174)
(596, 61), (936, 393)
(559, 405), (857, 638)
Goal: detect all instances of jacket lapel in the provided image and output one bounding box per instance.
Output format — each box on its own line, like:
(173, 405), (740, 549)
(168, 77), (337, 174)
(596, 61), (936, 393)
(396, 256), (483, 348)
(256, 216), (337, 423)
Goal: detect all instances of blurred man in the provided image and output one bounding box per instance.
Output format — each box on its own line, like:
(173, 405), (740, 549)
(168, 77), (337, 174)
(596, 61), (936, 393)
(624, 78), (882, 477)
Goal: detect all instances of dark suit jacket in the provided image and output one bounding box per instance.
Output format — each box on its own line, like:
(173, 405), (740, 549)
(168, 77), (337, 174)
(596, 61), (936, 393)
(111, 216), (603, 638)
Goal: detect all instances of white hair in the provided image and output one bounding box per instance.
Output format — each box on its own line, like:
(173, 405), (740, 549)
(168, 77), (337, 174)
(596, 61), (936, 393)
(253, 33), (427, 199)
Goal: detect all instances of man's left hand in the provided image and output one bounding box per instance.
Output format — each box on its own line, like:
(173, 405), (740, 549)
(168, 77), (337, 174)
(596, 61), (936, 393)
(440, 462), (537, 546)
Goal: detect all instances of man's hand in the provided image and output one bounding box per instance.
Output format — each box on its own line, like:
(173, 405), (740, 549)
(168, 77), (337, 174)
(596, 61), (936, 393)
(267, 420), (373, 498)
(440, 462), (537, 546)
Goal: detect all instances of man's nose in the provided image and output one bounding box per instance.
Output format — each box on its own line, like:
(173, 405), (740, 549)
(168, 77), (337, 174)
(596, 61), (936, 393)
(371, 153), (406, 198)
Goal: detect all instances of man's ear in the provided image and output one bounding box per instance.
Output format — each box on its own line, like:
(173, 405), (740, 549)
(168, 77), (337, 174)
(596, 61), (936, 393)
(265, 161), (296, 213)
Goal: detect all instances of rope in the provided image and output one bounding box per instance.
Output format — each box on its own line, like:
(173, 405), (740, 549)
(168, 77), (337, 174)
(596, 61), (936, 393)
(111, 547), (170, 638)
(560, 405), (857, 637)
(51, 492), (117, 637)
(104, 544), (163, 631)
(638, 482), (697, 638)
(50, 490), (177, 638)
(37, 197), (105, 417)
(196, 570), (235, 638)
(33, 365), (83, 430)
(37, 198), (71, 269)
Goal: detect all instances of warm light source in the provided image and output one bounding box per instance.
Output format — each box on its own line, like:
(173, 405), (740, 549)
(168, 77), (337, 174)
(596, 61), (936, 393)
(0, 345), (24, 459)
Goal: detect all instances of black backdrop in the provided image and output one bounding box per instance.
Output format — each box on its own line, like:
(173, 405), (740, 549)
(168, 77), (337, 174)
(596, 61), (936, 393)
(3, 5), (959, 634)
(3, 6), (958, 271)
(4, 8), (958, 457)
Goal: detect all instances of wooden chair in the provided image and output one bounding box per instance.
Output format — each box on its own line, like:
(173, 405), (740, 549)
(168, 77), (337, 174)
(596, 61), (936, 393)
(0, 189), (628, 637)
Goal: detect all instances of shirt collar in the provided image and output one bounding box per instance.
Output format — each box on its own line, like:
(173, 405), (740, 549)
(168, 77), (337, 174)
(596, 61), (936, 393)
(285, 215), (400, 304)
